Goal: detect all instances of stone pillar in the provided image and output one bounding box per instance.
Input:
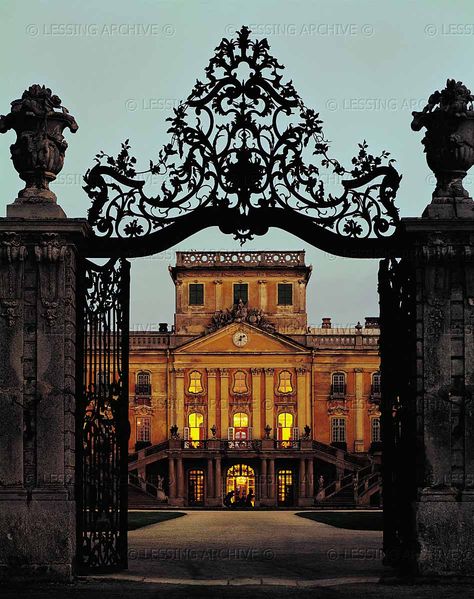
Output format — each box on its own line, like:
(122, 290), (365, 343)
(220, 368), (229, 437)
(207, 368), (217, 435)
(354, 368), (364, 452)
(264, 368), (274, 433)
(258, 279), (267, 311)
(214, 279), (222, 311)
(306, 458), (314, 498)
(296, 367), (306, 433)
(267, 458), (276, 504)
(260, 458), (267, 501)
(176, 457), (185, 506)
(174, 368), (185, 435)
(298, 457), (306, 500)
(168, 456), (176, 499)
(207, 458), (214, 500)
(214, 457), (222, 504)
(251, 368), (262, 438)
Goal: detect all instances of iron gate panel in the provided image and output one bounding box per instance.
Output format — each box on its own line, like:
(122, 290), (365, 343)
(378, 257), (417, 568)
(76, 257), (130, 572)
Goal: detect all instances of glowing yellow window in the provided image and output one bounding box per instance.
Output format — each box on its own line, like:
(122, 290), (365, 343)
(188, 371), (203, 394)
(278, 371), (293, 393)
(233, 412), (249, 427)
(233, 371), (248, 394)
(189, 412), (204, 447)
(278, 412), (294, 445)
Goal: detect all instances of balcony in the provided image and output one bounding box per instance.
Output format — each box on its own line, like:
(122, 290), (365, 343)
(275, 440), (300, 449)
(135, 383), (151, 405)
(370, 385), (381, 403)
(330, 384), (346, 399)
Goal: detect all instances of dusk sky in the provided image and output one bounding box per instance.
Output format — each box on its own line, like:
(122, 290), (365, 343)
(1, 0), (473, 329)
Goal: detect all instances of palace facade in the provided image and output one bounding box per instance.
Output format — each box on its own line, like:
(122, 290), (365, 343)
(128, 251), (382, 507)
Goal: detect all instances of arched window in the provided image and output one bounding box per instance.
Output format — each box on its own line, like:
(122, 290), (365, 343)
(371, 417), (381, 443)
(232, 371), (248, 394)
(331, 372), (346, 395)
(136, 371), (151, 395)
(230, 412), (250, 445)
(186, 412), (204, 448)
(278, 370), (293, 393)
(372, 372), (381, 395)
(188, 370), (203, 394)
(277, 412), (296, 446)
(233, 412), (248, 428)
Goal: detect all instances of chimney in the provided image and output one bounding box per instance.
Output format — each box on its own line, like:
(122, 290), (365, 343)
(321, 317), (331, 329)
(364, 317), (380, 329)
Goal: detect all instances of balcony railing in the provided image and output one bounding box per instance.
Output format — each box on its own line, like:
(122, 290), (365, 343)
(330, 384), (346, 398)
(275, 440), (300, 449)
(222, 439), (261, 450)
(135, 383), (151, 396)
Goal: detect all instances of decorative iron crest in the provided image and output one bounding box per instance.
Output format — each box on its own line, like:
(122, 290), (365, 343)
(84, 26), (401, 251)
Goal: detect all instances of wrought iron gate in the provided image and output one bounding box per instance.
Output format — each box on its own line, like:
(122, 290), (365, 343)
(76, 258), (130, 572)
(378, 257), (417, 569)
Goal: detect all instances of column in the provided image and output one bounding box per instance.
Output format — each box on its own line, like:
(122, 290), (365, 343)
(306, 458), (314, 498)
(220, 368), (229, 437)
(214, 279), (223, 311)
(260, 458), (267, 501)
(214, 457), (222, 504)
(207, 458), (214, 499)
(177, 457), (184, 500)
(207, 368), (217, 435)
(264, 368), (274, 432)
(268, 458), (275, 502)
(251, 368), (262, 438)
(354, 368), (364, 452)
(296, 368), (306, 433)
(168, 457), (176, 498)
(299, 458), (306, 499)
(258, 279), (267, 311)
(174, 368), (185, 435)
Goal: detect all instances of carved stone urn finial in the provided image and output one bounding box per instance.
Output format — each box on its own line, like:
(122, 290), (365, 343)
(0, 84), (78, 218)
(411, 79), (474, 217)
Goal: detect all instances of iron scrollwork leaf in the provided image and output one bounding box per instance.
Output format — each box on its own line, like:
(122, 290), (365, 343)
(84, 26), (401, 251)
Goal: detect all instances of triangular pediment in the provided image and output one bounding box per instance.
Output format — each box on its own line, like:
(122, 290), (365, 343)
(174, 322), (309, 354)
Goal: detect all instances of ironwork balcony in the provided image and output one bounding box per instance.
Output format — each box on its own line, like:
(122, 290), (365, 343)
(370, 385), (381, 402)
(183, 439), (207, 449)
(275, 440), (300, 449)
(135, 383), (151, 396)
(330, 384), (346, 398)
(222, 439), (259, 450)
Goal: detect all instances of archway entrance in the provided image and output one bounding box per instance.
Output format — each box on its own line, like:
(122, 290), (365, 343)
(226, 464), (255, 506)
(75, 25), (409, 573)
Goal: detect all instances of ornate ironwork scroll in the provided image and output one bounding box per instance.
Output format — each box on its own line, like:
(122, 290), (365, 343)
(378, 257), (416, 570)
(76, 258), (130, 572)
(84, 26), (402, 257)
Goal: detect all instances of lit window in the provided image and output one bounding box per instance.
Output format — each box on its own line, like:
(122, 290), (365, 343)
(232, 371), (248, 394)
(233, 412), (249, 428)
(278, 283), (293, 306)
(188, 412), (204, 447)
(371, 417), (381, 443)
(233, 283), (248, 304)
(277, 412), (294, 446)
(278, 370), (293, 393)
(332, 372), (346, 395)
(188, 469), (204, 505)
(188, 371), (203, 394)
(136, 417), (151, 442)
(189, 283), (204, 305)
(331, 418), (346, 443)
(372, 372), (381, 395)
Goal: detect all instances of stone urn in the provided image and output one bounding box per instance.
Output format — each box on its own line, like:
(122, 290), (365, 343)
(411, 79), (474, 214)
(0, 84), (78, 217)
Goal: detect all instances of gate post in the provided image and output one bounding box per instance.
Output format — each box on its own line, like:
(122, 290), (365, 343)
(0, 86), (88, 580)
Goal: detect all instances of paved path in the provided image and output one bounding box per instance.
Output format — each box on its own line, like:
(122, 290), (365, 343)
(125, 510), (386, 583)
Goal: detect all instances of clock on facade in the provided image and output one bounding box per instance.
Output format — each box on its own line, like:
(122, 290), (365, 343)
(232, 331), (248, 347)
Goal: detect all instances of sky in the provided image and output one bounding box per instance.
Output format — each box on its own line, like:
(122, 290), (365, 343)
(1, 0), (474, 331)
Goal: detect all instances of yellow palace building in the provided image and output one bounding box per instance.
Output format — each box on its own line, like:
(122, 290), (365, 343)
(128, 251), (382, 507)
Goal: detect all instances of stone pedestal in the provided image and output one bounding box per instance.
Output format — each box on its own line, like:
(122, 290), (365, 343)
(0, 218), (88, 581)
(403, 213), (474, 576)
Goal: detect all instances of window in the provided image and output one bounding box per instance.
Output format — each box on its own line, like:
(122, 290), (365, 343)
(331, 418), (346, 443)
(372, 372), (381, 395)
(233, 412), (249, 428)
(188, 412), (204, 447)
(233, 283), (248, 304)
(188, 371), (203, 394)
(278, 370), (293, 393)
(331, 372), (346, 395)
(188, 470), (204, 505)
(371, 417), (381, 443)
(136, 416), (151, 442)
(136, 371), (151, 395)
(189, 283), (204, 305)
(232, 412), (250, 444)
(232, 371), (248, 394)
(277, 412), (296, 446)
(278, 283), (293, 305)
